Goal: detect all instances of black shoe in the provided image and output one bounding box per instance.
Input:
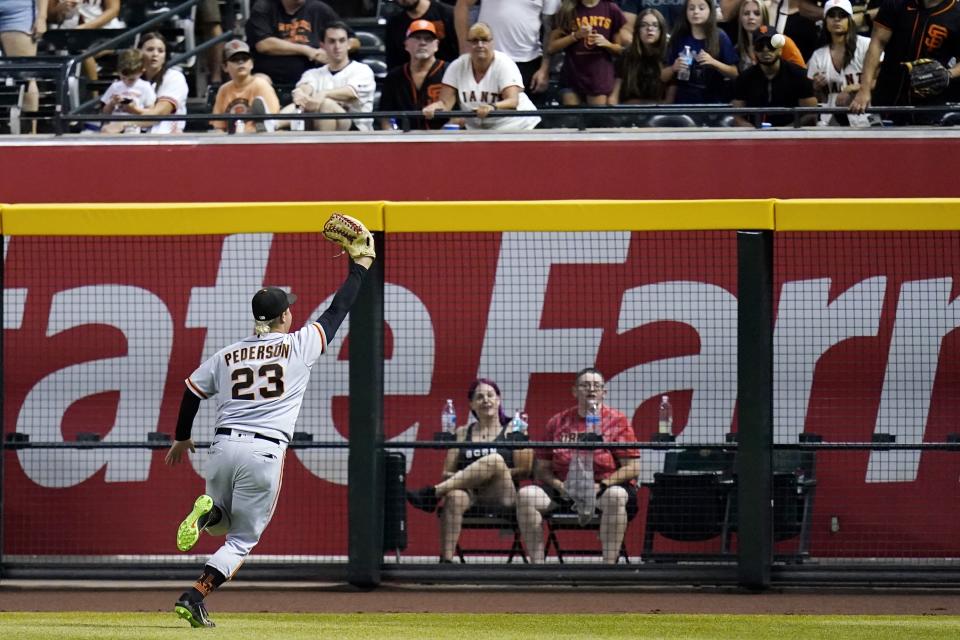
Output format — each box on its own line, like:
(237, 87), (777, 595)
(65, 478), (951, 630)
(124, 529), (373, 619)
(175, 597), (216, 628)
(406, 486), (438, 513)
(251, 96), (269, 133)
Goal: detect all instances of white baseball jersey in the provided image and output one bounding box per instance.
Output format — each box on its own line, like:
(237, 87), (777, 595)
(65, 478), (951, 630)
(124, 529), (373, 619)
(807, 36), (873, 126)
(479, 0), (561, 63)
(442, 52), (541, 130)
(149, 68), (189, 134)
(100, 78), (156, 111)
(296, 61), (376, 131)
(186, 322), (327, 442)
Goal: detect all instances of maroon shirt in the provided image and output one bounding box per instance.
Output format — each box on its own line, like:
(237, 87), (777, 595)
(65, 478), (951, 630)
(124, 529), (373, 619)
(561, 0), (626, 96)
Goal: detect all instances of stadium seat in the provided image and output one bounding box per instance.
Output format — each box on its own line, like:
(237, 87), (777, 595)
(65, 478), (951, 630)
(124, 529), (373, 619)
(641, 448), (736, 561)
(446, 504), (527, 564)
(544, 509), (629, 563)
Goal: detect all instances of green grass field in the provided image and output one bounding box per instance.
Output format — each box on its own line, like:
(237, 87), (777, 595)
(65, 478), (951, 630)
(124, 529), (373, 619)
(1, 613), (959, 639)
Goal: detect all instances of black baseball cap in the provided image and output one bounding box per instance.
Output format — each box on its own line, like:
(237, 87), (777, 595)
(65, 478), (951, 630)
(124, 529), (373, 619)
(251, 287), (297, 321)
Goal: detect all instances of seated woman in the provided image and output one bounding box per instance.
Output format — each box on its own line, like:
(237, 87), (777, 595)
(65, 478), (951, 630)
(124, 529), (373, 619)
(407, 378), (532, 563)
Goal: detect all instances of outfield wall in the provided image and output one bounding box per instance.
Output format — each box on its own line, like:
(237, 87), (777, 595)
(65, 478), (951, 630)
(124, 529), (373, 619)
(1, 200), (958, 574)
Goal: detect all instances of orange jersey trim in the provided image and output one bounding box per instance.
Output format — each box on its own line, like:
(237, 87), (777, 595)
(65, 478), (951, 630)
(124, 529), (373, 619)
(185, 378), (208, 399)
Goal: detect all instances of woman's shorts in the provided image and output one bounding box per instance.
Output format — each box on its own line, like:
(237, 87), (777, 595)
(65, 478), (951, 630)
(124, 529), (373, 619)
(0, 0), (35, 34)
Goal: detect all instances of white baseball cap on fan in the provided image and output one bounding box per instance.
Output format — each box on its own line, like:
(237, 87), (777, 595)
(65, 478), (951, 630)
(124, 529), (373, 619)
(823, 0), (854, 17)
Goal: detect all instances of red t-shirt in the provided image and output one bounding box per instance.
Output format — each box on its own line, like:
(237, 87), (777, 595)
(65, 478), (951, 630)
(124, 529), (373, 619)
(535, 404), (639, 482)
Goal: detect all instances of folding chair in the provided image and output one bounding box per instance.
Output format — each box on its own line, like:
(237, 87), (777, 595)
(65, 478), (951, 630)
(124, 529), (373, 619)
(445, 504), (527, 564)
(544, 509), (630, 563)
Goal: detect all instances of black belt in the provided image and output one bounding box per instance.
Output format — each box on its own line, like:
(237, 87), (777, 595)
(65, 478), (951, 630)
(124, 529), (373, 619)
(215, 427), (281, 445)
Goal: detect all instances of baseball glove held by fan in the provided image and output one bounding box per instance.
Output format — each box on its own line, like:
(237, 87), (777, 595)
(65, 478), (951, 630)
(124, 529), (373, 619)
(323, 213), (376, 260)
(904, 58), (951, 98)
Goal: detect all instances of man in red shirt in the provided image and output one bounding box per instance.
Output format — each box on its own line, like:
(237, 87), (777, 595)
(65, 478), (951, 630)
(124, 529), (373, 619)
(517, 367), (641, 564)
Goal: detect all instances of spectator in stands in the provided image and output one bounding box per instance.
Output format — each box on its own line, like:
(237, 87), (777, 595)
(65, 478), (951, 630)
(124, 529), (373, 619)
(282, 22), (375, 131)
(245, 0), (358, 86)
(378, 19), (450, 130)
(118, 31), (188, 134)
(807, 0), (872, 126)
(515, 367), (640, 565)
(47, 0), (122, 81)
(455, 0), (560, 107)
(422, 22), (541, 130)
(211, 39), (280, 133)
(100, 47), (155, 133)
(48, 0), (122, 29)
(610, 8), (667, 107)
(0, 0), (46, 132)
(547, 0), (628, 107)
(731, 26), (817, 126)
(735, 1), (805, 73)
(386, 0), (458, 70)
(196, 0), (225, 85)
(766, 0), (821, 62)
(665, 0), (738, 106)
(621, 0), (684, 40)
(406, 378), (533, 563)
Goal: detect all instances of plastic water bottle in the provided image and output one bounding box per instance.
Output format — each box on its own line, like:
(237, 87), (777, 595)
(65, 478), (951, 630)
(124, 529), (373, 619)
(234, 119), (246, 135)
(678, 45), (692, 82)
(291, 108), (305, 132)
(511, 410), (528, 435)
(441, 399), (457, 435)
(658, 395), (673, 435)
(585, 401), (601, 436)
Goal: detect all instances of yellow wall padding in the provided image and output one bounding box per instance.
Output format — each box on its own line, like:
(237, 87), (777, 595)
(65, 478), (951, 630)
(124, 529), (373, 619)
(384, 200), (776, 232)
(775, 199), (960, 231)
(0, 202), (385, 236)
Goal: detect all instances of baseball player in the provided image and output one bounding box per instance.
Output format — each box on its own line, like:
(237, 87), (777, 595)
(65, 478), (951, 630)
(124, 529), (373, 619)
(164, 214), (375, 628)
(850, 0), (960, 122)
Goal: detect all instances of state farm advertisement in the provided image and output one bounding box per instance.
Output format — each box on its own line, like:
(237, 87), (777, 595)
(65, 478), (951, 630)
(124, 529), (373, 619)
(3, 231), (959, 559)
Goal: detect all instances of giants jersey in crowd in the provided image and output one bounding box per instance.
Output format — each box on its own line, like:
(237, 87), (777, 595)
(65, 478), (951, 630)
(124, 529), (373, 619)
(874, 0), (960, 104)
(186, 323), (327, 442)
(535, 404), (640, 482)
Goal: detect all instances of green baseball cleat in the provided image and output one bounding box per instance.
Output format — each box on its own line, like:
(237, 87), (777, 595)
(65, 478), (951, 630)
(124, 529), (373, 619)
(177, 494), (214, 552)
(174, 598), (215, 628)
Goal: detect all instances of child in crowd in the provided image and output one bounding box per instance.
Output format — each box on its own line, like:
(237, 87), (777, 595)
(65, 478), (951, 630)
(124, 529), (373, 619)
(100, 48), (156, 133)
(611, 8), (669, 106)
(666, 0), (739, 105)
(548, 0), (629, 106)
(211, 39), (280, 133)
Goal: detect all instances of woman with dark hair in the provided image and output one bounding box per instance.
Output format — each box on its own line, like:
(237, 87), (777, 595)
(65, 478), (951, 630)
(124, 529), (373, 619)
(611, 8), (668, 106)
(806, 0), (871, 126)
(407, 378), (533, 563)
(120, 31), (188, 133)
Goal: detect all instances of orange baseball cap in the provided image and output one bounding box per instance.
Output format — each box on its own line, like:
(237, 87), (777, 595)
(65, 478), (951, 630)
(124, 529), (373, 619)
(406, 19), (438, 38)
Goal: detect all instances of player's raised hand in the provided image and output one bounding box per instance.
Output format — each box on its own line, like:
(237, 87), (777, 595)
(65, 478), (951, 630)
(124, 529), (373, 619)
(165, 439), (196, 466)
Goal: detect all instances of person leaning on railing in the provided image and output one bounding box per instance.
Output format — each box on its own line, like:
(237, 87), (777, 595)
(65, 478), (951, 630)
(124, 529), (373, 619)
(516, 367), (641, 565)
(421, 21), (541, 130)
(406, 378), (533, 563)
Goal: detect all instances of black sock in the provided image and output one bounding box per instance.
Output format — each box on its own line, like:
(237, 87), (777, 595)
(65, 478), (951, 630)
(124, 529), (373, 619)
(186, 565), (227, 601)
(198, 505), (223, 530)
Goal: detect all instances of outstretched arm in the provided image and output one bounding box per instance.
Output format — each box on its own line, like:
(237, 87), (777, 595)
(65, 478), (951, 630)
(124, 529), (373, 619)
(316, 258), (372, 342)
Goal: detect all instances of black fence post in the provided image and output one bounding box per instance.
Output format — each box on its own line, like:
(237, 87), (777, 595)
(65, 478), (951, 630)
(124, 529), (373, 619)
(736, 230), (774, 589)
(347, 231), (385, 588)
